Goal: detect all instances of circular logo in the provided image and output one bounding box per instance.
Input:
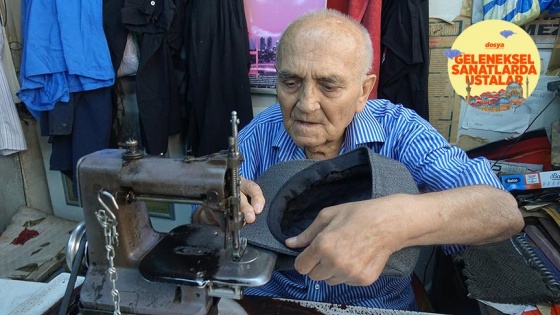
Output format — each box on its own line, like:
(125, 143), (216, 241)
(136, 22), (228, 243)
(447, 20), (540, 111)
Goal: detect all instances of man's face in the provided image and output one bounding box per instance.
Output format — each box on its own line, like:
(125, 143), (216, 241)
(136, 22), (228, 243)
(276, 25), (374, 158)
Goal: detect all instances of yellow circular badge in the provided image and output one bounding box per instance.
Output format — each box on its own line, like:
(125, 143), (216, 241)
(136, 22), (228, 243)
(447, 20), (540, 112)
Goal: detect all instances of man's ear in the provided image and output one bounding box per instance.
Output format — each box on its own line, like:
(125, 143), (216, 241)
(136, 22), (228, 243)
(356, 74), (377, 112)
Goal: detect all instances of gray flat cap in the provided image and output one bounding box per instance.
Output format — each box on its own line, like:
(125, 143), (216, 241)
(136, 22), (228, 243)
(241, 147), (421, 278)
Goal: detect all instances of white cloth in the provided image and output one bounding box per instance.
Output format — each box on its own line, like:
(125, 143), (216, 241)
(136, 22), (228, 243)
(0, 25), (26, 156)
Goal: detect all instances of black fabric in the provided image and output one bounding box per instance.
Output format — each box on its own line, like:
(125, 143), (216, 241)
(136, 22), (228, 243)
(184, 0), (253, 156)
(103, 0), (128, 77)
(378, 0), (429, 120)
(104, 0), (183, 156)
(122, 0), (183, 155)
(121, 0), (173, 27)
(269, 164), (371, 250)
(103, 0), (253, 156)
(103, 0), (129, 150)
(40, 100), (75, 136)
(41, 88), (112, 195)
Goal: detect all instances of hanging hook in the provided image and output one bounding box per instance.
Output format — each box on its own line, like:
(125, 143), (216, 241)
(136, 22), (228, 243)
(97, 189), (118, 222)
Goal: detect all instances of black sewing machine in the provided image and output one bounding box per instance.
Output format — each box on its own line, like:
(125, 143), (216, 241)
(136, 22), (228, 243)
(71, 112), (276, 315)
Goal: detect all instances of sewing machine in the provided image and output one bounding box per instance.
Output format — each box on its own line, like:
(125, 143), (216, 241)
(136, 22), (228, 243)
(73, 112), (276, 315)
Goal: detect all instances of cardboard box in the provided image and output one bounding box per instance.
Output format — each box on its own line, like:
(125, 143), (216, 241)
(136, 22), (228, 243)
(428, 16), (471, 143)
(501, 170), (560, 191)
(519, 16), (560, 49)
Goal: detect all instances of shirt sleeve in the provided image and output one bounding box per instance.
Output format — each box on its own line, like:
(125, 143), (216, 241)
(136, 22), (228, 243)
(383, 109), (503, 192)
(380, 106), (504, 255)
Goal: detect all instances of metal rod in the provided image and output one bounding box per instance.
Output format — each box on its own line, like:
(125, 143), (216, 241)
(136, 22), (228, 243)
(134, 195), (204, 205)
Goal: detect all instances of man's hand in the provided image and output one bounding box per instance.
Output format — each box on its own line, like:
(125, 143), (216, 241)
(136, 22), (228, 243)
(285, 196), (404, 286)
(193, 177), (265, 225)
(240, 177), (265, 224)
(284, 185), (523, 286)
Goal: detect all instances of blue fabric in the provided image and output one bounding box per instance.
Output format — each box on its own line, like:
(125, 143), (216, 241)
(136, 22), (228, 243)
(238, 99), (504, 310)
(544, 0), (560, 13)
(246, 270), (417, 310)
(482, 0), (555, 25)
(18, 0), (114, 117)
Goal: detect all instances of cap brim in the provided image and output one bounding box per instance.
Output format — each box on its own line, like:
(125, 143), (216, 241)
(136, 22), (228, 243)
(242, 158), (316, 255)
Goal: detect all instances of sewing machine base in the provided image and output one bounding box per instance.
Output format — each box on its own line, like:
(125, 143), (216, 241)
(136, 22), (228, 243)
(79, 268), (217, 315)
(79, 224), (275, 314)
(139, 224), (276, 290)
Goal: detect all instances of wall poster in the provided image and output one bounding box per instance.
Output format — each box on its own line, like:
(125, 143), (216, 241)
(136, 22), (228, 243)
(244, 0), (327, 94)
(445, 19), (542, 149)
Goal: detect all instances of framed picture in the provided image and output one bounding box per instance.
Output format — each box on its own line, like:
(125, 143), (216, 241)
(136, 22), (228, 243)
(145, 201), (176, 220)
(243, 0), (327, 93)
(62, 174), (79, 207)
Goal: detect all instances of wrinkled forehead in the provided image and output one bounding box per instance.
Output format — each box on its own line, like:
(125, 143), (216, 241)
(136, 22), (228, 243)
(277, 20), (362, 68)
(287, 19), (358, 46)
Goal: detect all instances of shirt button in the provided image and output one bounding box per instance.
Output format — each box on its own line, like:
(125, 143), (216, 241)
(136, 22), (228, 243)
(314, 284), (320, 290)
(150, 1), (155, 5)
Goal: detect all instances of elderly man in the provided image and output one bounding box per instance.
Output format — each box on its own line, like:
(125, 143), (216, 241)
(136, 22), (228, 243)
(229, 9), (523, 311)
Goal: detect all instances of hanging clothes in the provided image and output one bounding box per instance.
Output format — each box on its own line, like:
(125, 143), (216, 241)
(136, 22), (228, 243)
(1, 16), (21, 104)
(18, 0), (115, 117)
(117, 0), (184, 156)
(18, 0), (114, 189)
(0, 25), (26, 156)
(347, 0), (382, 100)
(377, 0), (430, 120)
(40, 88), (112, 195)
(184, 0), (254, 157)
(103, 0), (129, 77)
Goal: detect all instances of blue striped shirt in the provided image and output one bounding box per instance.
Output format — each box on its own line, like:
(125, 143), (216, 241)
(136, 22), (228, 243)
(238, 99), (503, 310)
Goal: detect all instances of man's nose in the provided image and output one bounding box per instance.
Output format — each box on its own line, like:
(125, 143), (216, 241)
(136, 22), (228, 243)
(296, 83), (320, 112)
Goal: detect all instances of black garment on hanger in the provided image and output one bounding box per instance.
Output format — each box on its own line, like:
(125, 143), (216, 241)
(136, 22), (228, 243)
(102, 0), (128, 76)
(121, 0), (183, 155)
(184, 0), (253, 157)
(103, 0), (183, 155)
(378, 0), (430, 120)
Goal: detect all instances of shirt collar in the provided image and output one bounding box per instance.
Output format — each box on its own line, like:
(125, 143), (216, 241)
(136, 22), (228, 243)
(340, 108), (386, 153)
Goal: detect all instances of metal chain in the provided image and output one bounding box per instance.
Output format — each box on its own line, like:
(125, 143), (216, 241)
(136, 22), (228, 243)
(96, 190), (121, 315)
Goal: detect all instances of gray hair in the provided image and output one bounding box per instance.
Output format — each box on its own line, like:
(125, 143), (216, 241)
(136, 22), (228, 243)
(276, 9), (373, 76)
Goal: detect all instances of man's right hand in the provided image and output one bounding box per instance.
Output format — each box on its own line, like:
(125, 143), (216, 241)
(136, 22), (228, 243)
(192, 177), (265, 225)
(240, 177), (265, 224)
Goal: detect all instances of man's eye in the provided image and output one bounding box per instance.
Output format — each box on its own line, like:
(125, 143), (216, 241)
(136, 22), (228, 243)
(283, 81), (298, 88)
(322, 85), (337, 92)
